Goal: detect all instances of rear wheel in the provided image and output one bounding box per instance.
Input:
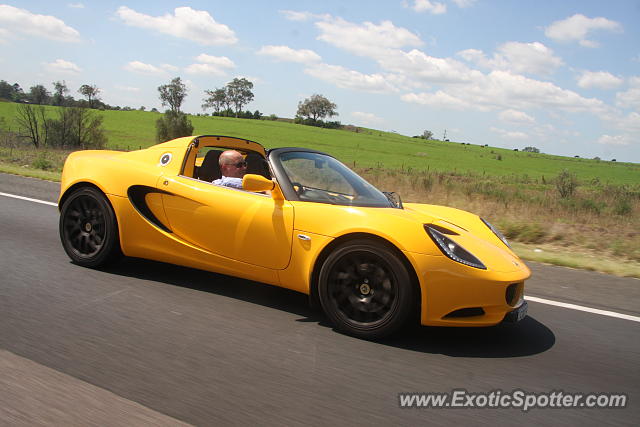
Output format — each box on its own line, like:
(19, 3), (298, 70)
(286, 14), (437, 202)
(59, 187), (121, 268)
(318, 239), (414, 339)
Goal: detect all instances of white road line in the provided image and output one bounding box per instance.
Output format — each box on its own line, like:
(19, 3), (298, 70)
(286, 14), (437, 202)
(526, 296), (640, 323)
(0, 192), (58, 207)
(2, 191), (639, 324)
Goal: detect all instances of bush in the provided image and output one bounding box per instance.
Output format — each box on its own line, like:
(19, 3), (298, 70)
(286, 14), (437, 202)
(578, 198), (604, 215)
(32, 152), (53, 170)
(294, 116), (342, 129)
(613, 198), (633, 216)
(555, 169), (578, 198)
(502, 222), (547, 243)
(46, 107), (107, 149)
(156, 110), (194, 142)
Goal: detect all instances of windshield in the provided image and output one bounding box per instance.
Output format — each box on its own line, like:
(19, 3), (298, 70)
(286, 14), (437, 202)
(278, 151), (392, 207)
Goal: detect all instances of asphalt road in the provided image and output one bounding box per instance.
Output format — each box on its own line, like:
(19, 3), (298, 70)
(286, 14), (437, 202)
(1, 173), (639, 425)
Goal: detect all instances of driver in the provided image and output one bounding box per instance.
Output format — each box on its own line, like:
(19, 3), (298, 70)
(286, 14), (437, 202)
(213, 150), (247, 189)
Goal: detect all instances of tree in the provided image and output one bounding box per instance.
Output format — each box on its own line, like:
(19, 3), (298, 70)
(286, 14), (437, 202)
(16, 104), (48, 147)
(158, 77), (187, 113)
(78, 84), (101, 108)
(226, 78), (254, 117)
(422, 130), (433, 140)
(202, 88), (227, 114)
(523, 146), (540, 153)
(29, 85), (50, 105)
(52, 81), (69, 106)
(555, 169), (578, 199)
(12, 83), (26, 102)
(156, 110), (194, 142)
(0, 80), (15, 100)
(47, 107), (106, 149)
(296, 94), (337, 121)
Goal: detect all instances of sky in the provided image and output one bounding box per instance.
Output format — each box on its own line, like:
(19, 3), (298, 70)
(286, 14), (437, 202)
(1, 1), (639, 162)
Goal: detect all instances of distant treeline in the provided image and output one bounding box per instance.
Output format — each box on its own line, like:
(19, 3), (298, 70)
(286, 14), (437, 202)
(0, 79), (143, 111)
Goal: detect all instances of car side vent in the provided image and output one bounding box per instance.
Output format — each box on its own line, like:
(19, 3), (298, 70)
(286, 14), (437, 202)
(444, 307), (485, 318)
(127, 185), (172, 233)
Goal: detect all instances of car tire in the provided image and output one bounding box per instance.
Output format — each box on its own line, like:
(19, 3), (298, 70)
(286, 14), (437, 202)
(318, 239), (414, 339)
(59, 186), (122, 268)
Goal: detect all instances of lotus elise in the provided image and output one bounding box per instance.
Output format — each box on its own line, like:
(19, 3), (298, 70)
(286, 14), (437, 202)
(58, 135), (530, 338)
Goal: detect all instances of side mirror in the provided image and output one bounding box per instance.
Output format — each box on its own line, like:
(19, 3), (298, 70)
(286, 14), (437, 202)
(242, 174), (284, 200)
(243, 174), (274, 192)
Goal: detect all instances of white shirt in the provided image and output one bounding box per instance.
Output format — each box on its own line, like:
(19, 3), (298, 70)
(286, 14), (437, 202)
(213, 176), (243, 189)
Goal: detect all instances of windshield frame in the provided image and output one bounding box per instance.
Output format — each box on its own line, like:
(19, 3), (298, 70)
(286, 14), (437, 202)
(268, 147), (394, 208)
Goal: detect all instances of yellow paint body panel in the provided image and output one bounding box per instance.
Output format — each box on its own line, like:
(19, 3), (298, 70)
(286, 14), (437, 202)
(59, 135), (531, 328)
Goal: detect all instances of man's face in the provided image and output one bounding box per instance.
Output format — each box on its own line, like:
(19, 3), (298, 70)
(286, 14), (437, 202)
(222, 152), (247, 178)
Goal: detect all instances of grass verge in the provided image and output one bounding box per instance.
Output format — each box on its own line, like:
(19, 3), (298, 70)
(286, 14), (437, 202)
(512, 242), (640, 278)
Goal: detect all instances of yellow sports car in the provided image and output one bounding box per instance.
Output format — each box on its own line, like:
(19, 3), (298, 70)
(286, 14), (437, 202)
(58, 135), (530, 339)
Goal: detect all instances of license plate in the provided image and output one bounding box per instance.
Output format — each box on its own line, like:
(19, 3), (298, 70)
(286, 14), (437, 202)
(514, 302), (528, 321)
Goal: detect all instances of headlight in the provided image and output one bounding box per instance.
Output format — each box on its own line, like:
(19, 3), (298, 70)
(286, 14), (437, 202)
(425, 225), (486, 270)
(481, 218), (510, 248)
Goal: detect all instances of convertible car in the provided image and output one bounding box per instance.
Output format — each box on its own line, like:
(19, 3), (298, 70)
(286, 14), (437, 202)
(58, 135), (530, 339)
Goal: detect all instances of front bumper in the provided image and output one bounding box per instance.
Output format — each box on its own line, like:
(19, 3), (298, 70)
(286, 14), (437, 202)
(406, 252), (531, 327)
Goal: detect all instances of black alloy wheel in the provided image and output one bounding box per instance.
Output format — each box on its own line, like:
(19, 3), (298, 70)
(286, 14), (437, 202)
(59, 187), (121, 268)
(318, 239), (414, 339)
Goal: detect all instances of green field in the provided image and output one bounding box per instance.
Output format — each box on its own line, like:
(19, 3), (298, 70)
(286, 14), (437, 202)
(1, 101), (638, 186)
(1, 101), (639, 276)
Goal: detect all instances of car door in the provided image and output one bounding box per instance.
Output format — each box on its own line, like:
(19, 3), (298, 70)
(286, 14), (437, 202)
(159, 175), (294, 270)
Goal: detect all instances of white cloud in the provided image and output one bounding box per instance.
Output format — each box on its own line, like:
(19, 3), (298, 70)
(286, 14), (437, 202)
(279, 10), (329, 22)
(351, 111), (385, 126)
(597, 134), (631, 146)
(618, 112), (640, 133)
(577, 71), (623, 90)
(257, 45), (321, 63)
(124, 60), (164, 75)
(116, 6), (237, 46)
(160, 63), (179, 73)
(490, 127), (530, 140)
(315, 17), (423, 58)
(613, 76), (640, 110)
(45, 59), (82, 74)
(194, 54), (235, 68)
(401, 91), (476, 111)
(280, 10), (312, 21)
(185, 55), (235, 76)
(545, 14), (622, 48)
(499, 109), (535, 124)
(67, 3), (84, 8)
(402, 71), (607, 114)
(304, 63), (400, 94)
(381, 49), (479, 84)
(458, 42), (563, 75)
(451, 0), (476, 7)
(0, 5), (80, 42)
(408, 0), (447, 15)
(616, 88), (640, 110)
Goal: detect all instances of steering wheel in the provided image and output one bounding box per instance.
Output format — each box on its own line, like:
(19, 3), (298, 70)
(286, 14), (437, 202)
(290, 182), (306, 197)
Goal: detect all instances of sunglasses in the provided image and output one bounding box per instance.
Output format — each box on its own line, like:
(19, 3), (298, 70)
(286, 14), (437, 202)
(231, 160), (247, 168)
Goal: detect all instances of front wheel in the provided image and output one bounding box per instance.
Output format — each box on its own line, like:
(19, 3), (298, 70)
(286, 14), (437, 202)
(318, 239), (414, 339)
(59, 187), (122, 268)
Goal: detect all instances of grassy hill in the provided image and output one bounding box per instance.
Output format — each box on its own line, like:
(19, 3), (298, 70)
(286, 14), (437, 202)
(1, 101), (639, 275)
(1, 101), (638, 186)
